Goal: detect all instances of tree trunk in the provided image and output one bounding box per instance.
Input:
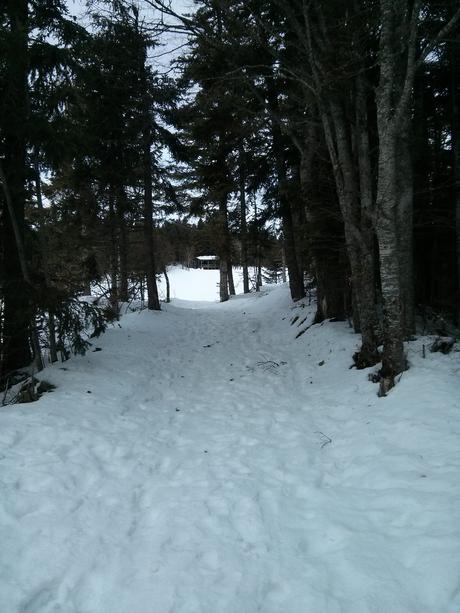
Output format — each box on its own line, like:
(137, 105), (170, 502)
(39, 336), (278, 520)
(254, 201), (262, 292)
(228, 262), (235, 296)
(354, 74), (379, 333)
(142, 134), (160, 311)
(0, 0), (33, 378)
(239, 141), (250, 293)
(376, 220), (407, 390)
(321, 100), (380, 366)
(314, 260), (347, 322)
(352, 77), (381, 360)
(139, 276), (144, 306)
(375, 128), (407, 390)
(266, 78), (305, 302)
(397, 118), (415, 337)
(218, 195), (230, 302)
(281, 247), (287, 283)
(143, 173), (160, 310)
(137, 33), (161, 312)
(118, 211), (129, 303)
(450, 35), (460, 324)
(34, 150), (57, 364)
(299, 122), (347, 323)
(303, 6), (380, 367)
(108, 189), (119, 316)
(163, 267), (170, 303)
(280, 188), (304, 300)
(219, 259), (229, 302)
(374, 0), (412, 391)
(256, 265), (262, 292)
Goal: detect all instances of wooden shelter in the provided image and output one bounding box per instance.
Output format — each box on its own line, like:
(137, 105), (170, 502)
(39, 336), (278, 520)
(194, 255), (219, 270)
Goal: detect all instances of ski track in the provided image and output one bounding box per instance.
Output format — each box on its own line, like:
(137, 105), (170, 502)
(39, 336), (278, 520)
(1, 286), (460, 613)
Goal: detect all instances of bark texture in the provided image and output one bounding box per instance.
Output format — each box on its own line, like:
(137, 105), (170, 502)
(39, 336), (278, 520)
(375, 0), (415, 389)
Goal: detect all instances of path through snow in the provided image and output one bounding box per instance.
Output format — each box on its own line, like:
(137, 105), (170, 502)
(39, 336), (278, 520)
(1, 284), (460, 612)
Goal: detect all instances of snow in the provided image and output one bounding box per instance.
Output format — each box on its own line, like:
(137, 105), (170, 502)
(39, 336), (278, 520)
(157, 265), (250, 302)
(1, 271), (460, 613)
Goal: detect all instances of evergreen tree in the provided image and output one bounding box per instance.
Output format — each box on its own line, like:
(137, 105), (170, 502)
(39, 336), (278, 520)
(0, 0), (84, 379)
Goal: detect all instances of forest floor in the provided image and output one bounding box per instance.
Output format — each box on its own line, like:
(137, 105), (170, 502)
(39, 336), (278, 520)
(1, 269), (460, 613)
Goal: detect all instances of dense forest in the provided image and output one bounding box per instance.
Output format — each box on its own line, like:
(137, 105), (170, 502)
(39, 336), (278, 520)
(1, 0), (459, 395)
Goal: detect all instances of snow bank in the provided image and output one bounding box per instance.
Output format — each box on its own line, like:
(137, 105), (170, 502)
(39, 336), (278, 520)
(1, 281), (459, 612)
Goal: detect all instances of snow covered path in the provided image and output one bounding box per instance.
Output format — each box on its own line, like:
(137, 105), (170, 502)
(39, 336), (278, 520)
(1, 285), (460, 612)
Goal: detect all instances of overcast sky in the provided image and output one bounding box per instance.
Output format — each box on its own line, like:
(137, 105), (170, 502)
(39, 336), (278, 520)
(65, 0), (194, 72)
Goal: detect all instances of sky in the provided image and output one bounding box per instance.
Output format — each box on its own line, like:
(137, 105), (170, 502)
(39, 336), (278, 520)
(65, 0), (194, 72)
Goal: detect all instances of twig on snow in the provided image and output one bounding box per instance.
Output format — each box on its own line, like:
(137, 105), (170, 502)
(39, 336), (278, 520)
(315, 431), (332, 448)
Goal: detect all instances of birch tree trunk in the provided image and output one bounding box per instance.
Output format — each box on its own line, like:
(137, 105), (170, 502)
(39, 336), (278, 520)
(374, 0), (412, 391)
(376, 0), (460, 388)
(375, 141), (407, 391)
